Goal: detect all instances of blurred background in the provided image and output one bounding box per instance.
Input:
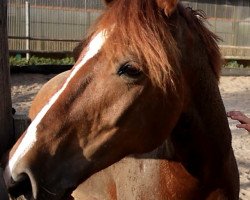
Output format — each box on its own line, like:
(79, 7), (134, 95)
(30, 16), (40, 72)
(7, 0), (250, 61)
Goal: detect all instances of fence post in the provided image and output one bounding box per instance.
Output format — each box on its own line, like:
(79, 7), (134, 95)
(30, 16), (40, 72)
(0, 0), (14, 157)
(0, 168), (8, 200)
(25, 0), (30, 60)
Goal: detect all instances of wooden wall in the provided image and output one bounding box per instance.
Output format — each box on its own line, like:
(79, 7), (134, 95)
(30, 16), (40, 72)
(0, 0), (14, 157)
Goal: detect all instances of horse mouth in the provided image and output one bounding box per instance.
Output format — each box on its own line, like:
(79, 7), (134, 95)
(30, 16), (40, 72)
(8, 178), (74, 200)
(8, 177), (74, 200)
(6, 174), (75, 200)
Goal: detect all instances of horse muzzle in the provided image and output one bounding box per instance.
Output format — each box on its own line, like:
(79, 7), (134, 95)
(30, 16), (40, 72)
(2, 163), (37, 200)
(3, 165), (75, 200)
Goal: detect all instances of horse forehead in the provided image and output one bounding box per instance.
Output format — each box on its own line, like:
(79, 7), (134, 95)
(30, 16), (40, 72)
(7, 30), (109, 177)
(75, 30), (109, 66)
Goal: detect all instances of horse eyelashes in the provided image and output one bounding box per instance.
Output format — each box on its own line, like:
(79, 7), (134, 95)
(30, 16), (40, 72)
(117, 63), (141, 77)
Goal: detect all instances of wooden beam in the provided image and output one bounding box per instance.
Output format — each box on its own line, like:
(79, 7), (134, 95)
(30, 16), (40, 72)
(13, 115), (30, 141)
(0, 168), (8, 200)
(0, 0), (14, 157)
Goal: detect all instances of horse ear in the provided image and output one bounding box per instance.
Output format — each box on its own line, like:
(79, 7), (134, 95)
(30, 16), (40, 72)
(103, 0), (114, 5)
(156, 0), (179, 16)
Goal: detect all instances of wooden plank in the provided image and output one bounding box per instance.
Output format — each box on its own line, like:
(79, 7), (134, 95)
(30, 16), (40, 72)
(13, 115), (30, 140)
(222, 68), (250, 76)
(220, 45), (250, 60)
(0, 0), (14, 156)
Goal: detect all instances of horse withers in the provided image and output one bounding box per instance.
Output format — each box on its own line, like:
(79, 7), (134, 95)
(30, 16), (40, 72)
(2, 0), (239, 199)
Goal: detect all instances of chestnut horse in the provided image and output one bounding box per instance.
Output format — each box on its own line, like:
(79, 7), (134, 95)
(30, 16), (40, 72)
(3, 0), (239, 199)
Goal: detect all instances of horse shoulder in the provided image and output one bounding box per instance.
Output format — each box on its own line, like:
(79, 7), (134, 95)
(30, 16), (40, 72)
(73, 144), (200, 200)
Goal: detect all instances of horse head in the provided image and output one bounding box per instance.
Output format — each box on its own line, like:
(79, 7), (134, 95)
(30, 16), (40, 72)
(4, 0), (183, 199)
(3, 0), (234, 199)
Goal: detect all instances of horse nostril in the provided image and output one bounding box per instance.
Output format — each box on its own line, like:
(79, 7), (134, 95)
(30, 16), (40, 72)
(8, 173), (33, 199)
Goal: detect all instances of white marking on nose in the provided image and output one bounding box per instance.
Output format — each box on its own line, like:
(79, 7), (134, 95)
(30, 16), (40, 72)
(5, 30), (108, 181)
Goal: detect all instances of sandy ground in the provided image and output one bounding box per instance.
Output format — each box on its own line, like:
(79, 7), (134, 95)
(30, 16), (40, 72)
(220, 77), (250, 200)
(10, 74), (250, 199)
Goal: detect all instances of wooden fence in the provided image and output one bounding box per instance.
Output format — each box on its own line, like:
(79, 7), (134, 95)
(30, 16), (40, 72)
(8, 0), (103, 55)
(0, 1), (13, 198)
(7, 0), (250, 60)
(0, 0), (14, 157)
(183, 0), (250, 59)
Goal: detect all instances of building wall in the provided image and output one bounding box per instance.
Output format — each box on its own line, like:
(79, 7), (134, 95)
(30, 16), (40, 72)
(8, 0), (250, 59)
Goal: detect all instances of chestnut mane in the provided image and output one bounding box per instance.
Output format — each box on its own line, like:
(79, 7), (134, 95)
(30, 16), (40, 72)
(76, 0), (222, 90)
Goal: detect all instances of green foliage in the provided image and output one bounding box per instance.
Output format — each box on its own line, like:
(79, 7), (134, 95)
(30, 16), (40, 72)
(224, 61), (244, 68)
(9, 56), (28, 66)
(9, 56), (75, 67)
(9, 56), (250, 69)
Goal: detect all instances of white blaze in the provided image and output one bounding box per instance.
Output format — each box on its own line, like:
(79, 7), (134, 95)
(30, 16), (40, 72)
(5, 30), (108, 181)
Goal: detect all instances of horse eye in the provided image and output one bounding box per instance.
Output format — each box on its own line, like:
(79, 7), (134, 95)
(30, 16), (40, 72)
(117, 63), (141, 78)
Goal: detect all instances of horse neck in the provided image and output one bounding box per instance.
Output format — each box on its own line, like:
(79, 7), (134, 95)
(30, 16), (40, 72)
(176, 15), (231, 143)
(166, 13), (234, 188)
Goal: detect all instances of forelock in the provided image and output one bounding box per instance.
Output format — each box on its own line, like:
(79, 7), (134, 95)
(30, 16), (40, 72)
(90, 0), (181, 91)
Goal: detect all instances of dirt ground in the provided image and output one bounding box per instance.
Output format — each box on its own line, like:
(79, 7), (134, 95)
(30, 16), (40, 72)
(219, 76), (250, 200)
(10, 74), (250, 199)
